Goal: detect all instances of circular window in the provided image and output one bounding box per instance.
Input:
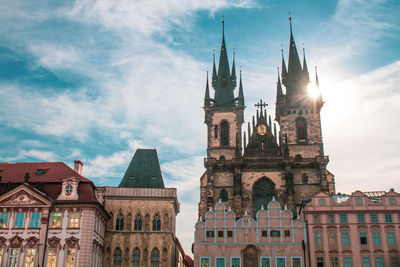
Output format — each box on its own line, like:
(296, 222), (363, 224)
(66, 184), (73, 195)
(318, 199), (326, 206)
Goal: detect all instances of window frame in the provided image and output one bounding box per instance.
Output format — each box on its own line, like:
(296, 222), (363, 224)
(372, 232), (381, 245)
(0, 213), (9, 228)
(387, 232), (396, 245)
(340, 214), (348, 223)
(30, 213), (40, 228)
(341, 232), (350, 246)
(260, 257), (271, 267)
(385, 214), (393, 223)
(357, 214), (365, 223)
(343, 256), (352, 267)
(69, 212), (80, 228)
(370, 214), (378, 223)
(14, 212), (25, 228)
(291, 256), (302, 267)
(65, 248), (77, 267)
(8, 248), (20, 267)
(359, 232), (368, 245)
(24, 248), (36, 267)
(51, 212), (62, 228)
(275, 256), (286, 267)
(200, 257), (211, 267)
(47, 248), (58, 267)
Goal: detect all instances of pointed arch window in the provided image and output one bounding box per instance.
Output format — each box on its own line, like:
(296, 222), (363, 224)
(152, 213), (161, 231)
(132, 248), (140, 267)
(134, 214), (142, 231)
(113, 248), (122, 266)
(116, 213), (124, 231)
(296, 117), (308, 142)
(220, 120), (230, 146)
(220, 189), (228, 202)
(150, 248), (160, 267)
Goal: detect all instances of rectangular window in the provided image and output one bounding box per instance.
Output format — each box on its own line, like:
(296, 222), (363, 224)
(328, 215), (335, 223)
(261, 257), (270, 267)
(360, 232), (368, 245)
(227, 231), (233, 237)
(314, 233), (323, 246)
(25, 248), (36, 267)
(200, 258), (210, 267)
(276, 257), (286, 267)
(316, 257), (324, 267)
(51, 213), (62, 228)
(15, 213), (25, 228)
(8, 248), (20, 266)
(390, 257), (399, 267)
(65, 248), (76, 267)
(341, 232), (350, 245)
(69, 212), (80, 228)
(370, 214), (378, 223)
(30, 213), (40, 228)
(231, 257), (240, 267)
(344, 257), (352, 267)
(385, 214), (393, 223)
(284, 230), (290, 237)
(218, 231), (224, 237)
(271, 230), (280, 237)
(328, 232), (337, 246)
(372, 232), (381, 245)
(292, 257), (301, 267)
(330, 257), (339, 267)
(362, 257), (370, 267)
(375, 257), (384, 267)
(358, 214), (365, 223)
(206, 231), (214, 238)
(262, 231), (267, 237)
(0, 213), (9, 228)
(313, 215), (321, 224)
(340, 214), (348, 223)
(216, 258), (225, 267)
(387, 232), (396, 245)
(47, 248), (57, 267)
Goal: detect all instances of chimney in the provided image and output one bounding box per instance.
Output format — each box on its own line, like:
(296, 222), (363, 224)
(74, 160), (83, 175)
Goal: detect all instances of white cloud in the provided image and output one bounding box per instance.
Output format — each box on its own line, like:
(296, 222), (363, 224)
(1, 149), (59, 162)
(28, 42), (81, 69)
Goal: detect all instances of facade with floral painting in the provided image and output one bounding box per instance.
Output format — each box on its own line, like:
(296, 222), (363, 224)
(0, 161), (109, 267)
(194, 199), (307, 267)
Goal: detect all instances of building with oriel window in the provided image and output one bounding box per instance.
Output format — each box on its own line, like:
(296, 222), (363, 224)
(102, 148), (192, 267)
(304, 189), (400, 267)
(0, 161), (109, 267)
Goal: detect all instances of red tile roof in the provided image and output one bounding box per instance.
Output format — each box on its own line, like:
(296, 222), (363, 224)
(0, 162), (99, 204)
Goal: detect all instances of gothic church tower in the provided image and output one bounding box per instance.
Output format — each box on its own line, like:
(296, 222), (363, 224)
(199, 18), (335, 220)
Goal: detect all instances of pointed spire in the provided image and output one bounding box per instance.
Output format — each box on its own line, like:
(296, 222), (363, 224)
(276, 67), (284, 99)
(238, 70), (244, 107)
(315, 66), (320, 88)
(302, 47), (310, 84)
(281, 48), (288, 85)
(204, 71), (211, 107)
(212, 51), (217, 87)
(288, 17), (302, 76)
(231, 49), (237, 87)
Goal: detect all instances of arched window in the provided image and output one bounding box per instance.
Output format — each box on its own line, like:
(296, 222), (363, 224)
(152, 213), (161, 231)
(252, 177), (276, 214)
(113, 248), (122, 266)
(296, 117), (308, 141)
(220, 189), (228, 202)
(132, 248), (140, 267)
(134, 214), (142, 231)
(150, 248), (160, 267)
(220, 120), (229, 146)
(116, 213), (124, 231)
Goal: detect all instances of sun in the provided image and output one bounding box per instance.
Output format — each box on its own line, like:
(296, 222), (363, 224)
(307, 82), (321, 99)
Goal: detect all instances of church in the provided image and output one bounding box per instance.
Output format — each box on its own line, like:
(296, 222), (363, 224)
(194, 17), (336, 267)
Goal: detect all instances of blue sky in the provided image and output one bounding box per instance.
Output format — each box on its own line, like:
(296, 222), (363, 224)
(1, 0), (400, 254)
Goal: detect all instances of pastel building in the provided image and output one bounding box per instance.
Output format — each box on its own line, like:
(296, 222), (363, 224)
(0, 161), (109, 267)
(194, 199), (307, 267)
(304, 190), (400, 267)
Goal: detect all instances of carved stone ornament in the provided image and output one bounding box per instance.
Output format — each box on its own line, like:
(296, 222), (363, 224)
(48, 236), (61, 248)
(3, 191), (43, 206)
(64, 236), (80, 249)
(0, 237), (6, 248)
(9, 235), (24, 248)
(26, 236), (39, 248)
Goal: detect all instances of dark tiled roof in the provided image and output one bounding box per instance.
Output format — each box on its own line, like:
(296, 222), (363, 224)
(119, 149), (165, 188)
(0, 162), (99, 203)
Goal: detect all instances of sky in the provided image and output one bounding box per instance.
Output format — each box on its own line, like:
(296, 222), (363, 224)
(1, 0), (400, 255)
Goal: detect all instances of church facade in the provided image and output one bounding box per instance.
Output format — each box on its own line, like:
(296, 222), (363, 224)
(195, 18), (335, 267)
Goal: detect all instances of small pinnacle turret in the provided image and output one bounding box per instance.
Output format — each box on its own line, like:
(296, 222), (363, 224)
(302, 48), (310, 85)
(204, 71), (211, 107)
(281, 49), (288, 86)
(238, 70), (244, 107)
(231, 51), (237, 88)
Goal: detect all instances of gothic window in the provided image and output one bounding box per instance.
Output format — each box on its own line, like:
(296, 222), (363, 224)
(113, 248), (122, 266)
(219, 189), (228, 202)
(296, 117), (308, 141)
(132, 248), (140, 267)
(134, 214), (142, 231)
(152, 213), (161, 231)
(116, 213), (124, 231)
(220, 120), (229, 146)
(150, 248), (160, 267)
(252, 177), (275, 213)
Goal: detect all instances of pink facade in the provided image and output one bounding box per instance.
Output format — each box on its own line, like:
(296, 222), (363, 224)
(194, 199), (307, 267)
(304, 190), (400, 267)
(0, 162), (109, 267)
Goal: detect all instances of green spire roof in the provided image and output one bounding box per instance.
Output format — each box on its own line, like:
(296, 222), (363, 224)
(238, 70), (244, 107)
(204, 71), (211, 107)
(276, 68), (284, 99)
(281, 49), (288, 86)
(288, 17), (302, 77)
(119, 149), (165, 188)
(231, 51), (237, 87)
(302, 48), (310, 84)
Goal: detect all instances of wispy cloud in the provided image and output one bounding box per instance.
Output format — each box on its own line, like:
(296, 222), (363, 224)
(1, 149), (59, 162)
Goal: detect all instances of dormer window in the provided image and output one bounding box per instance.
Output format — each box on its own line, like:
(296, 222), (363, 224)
(66, 185), (73, 195)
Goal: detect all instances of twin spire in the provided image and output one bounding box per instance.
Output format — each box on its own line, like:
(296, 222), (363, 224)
(205, 19), (244, 108)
